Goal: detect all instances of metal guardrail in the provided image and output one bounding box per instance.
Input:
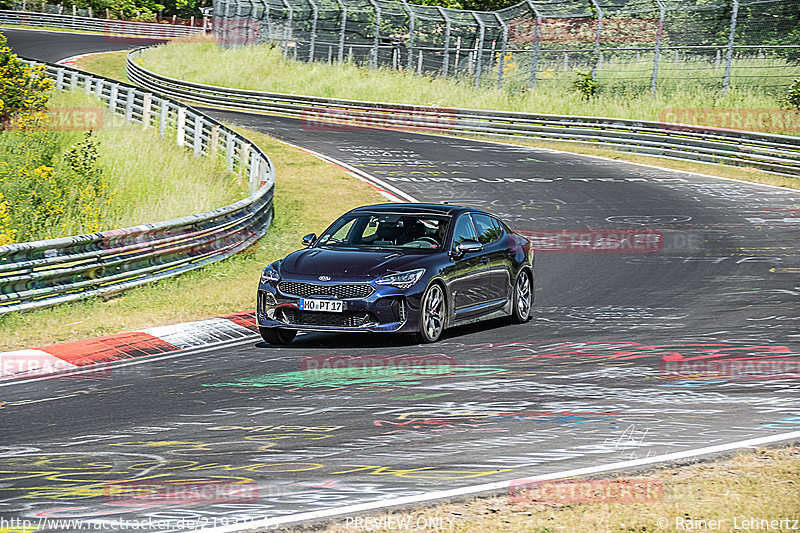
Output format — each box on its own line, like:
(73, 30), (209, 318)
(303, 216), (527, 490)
(0, 59), (275, 314)
(0, 9), (203, 38)
(126, 49), (800, 178)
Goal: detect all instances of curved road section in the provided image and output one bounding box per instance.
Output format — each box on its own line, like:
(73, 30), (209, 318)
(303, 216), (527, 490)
(2, 28), (800, 532)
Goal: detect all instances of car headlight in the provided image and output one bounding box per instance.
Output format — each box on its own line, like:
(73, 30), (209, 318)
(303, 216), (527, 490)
(260, 264), (280, 284)
(375, 268), (425, 289)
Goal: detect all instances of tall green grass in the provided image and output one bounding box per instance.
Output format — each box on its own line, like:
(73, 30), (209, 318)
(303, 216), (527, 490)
(137, 37), (799, 134)
(0, 90), (247, 243)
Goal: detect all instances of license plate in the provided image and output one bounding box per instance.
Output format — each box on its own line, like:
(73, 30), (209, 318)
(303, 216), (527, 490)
(299, 298), (344, 312)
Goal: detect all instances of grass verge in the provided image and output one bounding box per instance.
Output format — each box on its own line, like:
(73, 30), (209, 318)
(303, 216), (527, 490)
(136, 36), (800, 135)
(317, 445), (800, 533)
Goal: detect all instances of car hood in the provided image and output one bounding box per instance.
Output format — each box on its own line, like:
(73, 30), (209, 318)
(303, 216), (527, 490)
(281, 248), (429, 279)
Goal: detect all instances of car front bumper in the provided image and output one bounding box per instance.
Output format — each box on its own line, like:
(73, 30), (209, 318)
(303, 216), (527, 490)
(256, 280), (424, 334)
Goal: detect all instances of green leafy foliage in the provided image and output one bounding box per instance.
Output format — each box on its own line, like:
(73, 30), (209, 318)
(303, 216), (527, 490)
(783, 77), (800, 111)
(572, 70), (599, 100)
(0, 35), (53, 127)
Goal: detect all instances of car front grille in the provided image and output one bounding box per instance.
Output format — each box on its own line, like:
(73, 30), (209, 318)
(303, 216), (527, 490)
(278, 282), (374, 299)
(281, 310), (374, 328)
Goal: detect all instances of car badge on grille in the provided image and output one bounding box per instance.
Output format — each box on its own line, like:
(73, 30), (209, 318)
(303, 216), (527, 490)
(318, 276), (331, 281)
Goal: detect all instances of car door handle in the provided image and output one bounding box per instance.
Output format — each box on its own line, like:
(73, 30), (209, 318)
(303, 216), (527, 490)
(480, 257), (490, 264)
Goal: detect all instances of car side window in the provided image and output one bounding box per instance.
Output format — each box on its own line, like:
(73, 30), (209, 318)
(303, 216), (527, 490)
(472, 213), (503, 245)
(451, 214), (478, 247)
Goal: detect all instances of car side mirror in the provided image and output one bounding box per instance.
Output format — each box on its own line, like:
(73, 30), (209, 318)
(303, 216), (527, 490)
(455, 239), (483, 256)
(302, 233), (317, 247)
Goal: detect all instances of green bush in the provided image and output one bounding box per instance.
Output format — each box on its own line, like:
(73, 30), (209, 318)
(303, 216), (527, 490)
(0, 35), (52, 127)
(783, 77), (800, 111)
(572, 70), (600, 100)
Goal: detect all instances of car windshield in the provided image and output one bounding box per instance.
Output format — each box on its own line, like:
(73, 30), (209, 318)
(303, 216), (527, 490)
(318, 213), (451, 251)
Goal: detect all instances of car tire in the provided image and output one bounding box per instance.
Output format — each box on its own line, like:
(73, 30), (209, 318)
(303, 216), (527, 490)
(259, 327), (298, 345)
(415, 282), (446, 343)
(511, 270), (533, 324)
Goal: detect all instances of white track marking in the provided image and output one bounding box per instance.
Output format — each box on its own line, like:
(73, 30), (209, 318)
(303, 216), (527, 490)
(190, 430), (800, 533)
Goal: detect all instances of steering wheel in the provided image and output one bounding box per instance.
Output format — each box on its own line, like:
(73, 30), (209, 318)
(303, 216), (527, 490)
(416, 236), (440, 247)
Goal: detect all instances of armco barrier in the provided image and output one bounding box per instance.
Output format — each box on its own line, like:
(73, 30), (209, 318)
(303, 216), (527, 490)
(0, 59), (275, 314)
(0, 9), (202, 38)
(126, 49), (800, 178)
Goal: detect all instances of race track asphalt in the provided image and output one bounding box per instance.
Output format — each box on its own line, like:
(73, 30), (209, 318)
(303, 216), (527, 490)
(2, 28), (799, 532)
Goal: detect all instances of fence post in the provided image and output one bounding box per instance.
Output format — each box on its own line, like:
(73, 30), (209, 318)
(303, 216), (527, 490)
(525, 0), (542, 88)
(142, 93), (152, 129)
(55, 67), (64, 90)
(367, 0), (381, 69)
(722, 0), (739, 95)
(124, 88), (134, 122)
(159, 100), (168, 137)
(335, 0), (346, 62)
(193, 115), (203, 156)
(472, 12), (485, 88)
(438, 7), (451, 75)
(589, 0), (603, 78)
(307, 0), (318, 61)
(226, 131), (235, 171)
(279, 0), (294, 56)
(240, 142), (251, 187)
(495, 12), (508, 89)
(176, 107), (186, 147)
(650, 0), (665, 96)
(402, 1), (415, 71)
(109, 83), (118, 113)
(211, 124), (220, 157)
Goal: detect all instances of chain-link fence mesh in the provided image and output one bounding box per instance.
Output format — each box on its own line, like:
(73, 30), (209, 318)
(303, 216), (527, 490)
(213, 0), (799, 95)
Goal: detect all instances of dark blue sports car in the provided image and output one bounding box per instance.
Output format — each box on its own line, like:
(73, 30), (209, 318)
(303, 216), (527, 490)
(256, 203), (534, 344)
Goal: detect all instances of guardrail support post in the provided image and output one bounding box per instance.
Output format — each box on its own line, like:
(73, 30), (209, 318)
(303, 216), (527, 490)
(55, 67), (64, 90)
(176, 107), (186, 147)
(722, 0), (739, 95)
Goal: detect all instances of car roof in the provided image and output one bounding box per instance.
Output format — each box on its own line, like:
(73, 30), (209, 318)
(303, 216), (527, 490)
(348, 203), (488, 217)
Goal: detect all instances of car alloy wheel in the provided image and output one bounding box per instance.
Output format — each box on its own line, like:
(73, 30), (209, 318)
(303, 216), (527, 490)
(417, 283), (445, 343)
(511, 271), (532, 323)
